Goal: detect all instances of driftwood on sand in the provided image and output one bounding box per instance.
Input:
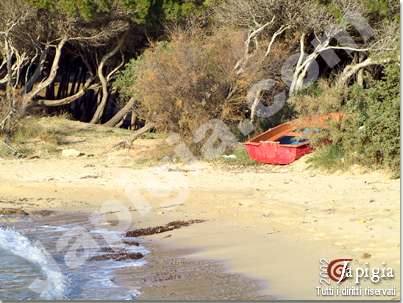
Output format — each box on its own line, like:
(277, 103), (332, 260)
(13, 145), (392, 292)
(111, 122), (155, 150)
(125, 219), (205, 237)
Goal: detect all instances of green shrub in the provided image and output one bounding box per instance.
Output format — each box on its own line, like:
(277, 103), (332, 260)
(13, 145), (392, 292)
(304, 63), (400, 176)
(231, 145), (260, 166)
(339, 64), (400, 175)
(307, 143), (345, 171)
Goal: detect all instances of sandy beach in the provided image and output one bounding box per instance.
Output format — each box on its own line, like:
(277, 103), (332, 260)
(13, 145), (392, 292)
(0, 0), (400, 299)
(0, 119), (400, 300)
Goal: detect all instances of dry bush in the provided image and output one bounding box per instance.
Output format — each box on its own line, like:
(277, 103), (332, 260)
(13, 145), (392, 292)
(119, 27), (263, 140)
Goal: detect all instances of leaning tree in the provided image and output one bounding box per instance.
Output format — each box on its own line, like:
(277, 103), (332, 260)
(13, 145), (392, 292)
(0, 0), (208, 132)
(0, 0), (132, 131)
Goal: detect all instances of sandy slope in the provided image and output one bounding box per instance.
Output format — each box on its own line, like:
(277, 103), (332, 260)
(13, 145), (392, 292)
(0, 119), (399, 300)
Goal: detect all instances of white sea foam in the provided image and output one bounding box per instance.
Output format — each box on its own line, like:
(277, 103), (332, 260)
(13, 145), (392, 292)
(0, 225), (147, 299)
(0, 227), (68, 299)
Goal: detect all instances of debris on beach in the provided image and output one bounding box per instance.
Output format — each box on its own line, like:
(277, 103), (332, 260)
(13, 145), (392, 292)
(125, 219), (205, 237)
(0, 208), (29, 216)
(122, 240), (140, 246)
(90, 251), (144, 262)
(223, 154), (237, 160)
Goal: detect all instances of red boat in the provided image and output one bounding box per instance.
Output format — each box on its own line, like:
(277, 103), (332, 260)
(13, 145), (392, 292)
(244, 113), (343, 165)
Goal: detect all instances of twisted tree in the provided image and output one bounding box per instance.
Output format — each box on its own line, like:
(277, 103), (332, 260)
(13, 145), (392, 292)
(0, 0), (131, 131)
(0, 0), (209, 132)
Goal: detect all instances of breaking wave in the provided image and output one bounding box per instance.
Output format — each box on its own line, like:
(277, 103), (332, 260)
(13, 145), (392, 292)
(0, 227), (67, 299)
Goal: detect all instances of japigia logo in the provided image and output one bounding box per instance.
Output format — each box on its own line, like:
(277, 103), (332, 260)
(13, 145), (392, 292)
(319, 258), (394, 285)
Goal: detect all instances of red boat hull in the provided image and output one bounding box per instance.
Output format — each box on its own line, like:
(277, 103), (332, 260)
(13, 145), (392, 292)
(243, 114), (343, 165)
(244, 141), (313, 165)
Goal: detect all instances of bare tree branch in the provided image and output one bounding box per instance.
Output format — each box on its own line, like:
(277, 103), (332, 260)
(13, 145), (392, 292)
(22, 37), (67, 110)
(336, 57), (391, 88)
(104, 97), (135, 127)
(111, 122), (155, 150)
(234, 16), (275, 74)
(24, 48), (39, 86)
(324, 45), (395, 52)
(106, 50), (125, 82)
(36, 77), (99, 106)
(264, 24), (290, 58)
(24, 45), (49, 93)
(90, 35), (125, 124)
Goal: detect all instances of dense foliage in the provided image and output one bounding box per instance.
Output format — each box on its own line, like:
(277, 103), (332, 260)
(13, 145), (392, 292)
(291, 63), (400, 175)
(26, 0), (209, 24)
(340, 64), (400, 174)
(0, 0), (400, 173)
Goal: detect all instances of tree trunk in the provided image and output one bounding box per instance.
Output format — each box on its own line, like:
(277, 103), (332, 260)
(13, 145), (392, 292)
(289, 33), (331, 95)
(336, 57), (377, 88)
(0, 38), (22, 132)
(104, 98), (135, 127)
(0, 39), (15, 132)
(130, 110), (137, 130)
(115, 115), (126, 128)
(357, 68), (364, 87)
(24, 46), (49, 94)
(69, 67), (81, 95)
(36, 77), (98, 106)
(56, 68), (68, 99)
(90, 37), (125, 124)
(21, 38), (67, 113)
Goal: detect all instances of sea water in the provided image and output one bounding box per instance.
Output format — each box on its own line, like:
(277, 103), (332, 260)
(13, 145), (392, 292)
(0, 212), (148, 300)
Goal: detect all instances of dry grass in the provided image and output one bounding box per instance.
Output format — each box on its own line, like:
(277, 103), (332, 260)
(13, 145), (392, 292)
(127, 140), (175, 168)
(0, 115), (173, 163)
(0, 117), (59, 158)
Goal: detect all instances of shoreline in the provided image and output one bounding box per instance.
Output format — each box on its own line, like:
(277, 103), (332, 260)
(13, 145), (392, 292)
(117, 238), (271, 300)
(0, 156), (400, 300)
(1, 209), (265, 300)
